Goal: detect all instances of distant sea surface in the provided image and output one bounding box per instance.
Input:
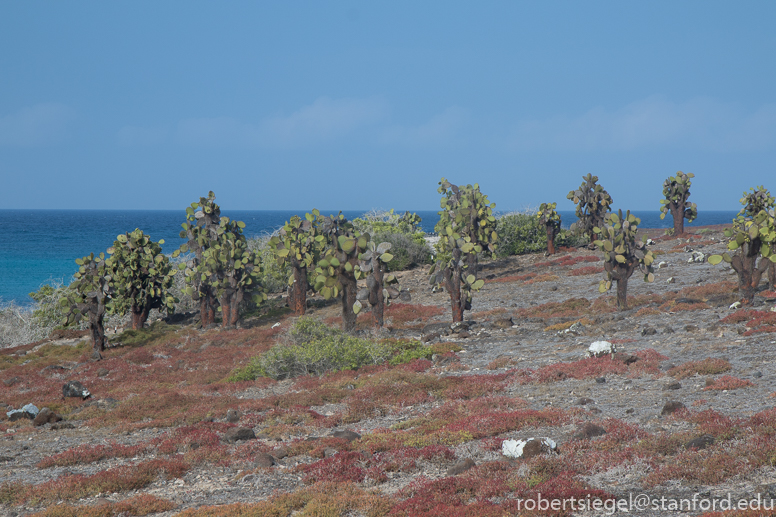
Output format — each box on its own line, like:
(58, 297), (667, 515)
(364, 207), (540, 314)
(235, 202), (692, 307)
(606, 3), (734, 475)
(0, 209), (737, 305)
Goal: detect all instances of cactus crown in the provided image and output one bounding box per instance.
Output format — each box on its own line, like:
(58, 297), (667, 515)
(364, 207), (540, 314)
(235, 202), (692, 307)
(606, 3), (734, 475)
(537, 202), (561, 228)
(567, 174), (613, 238)
(592, 209), (655, 293)
(659, 171), (697, 223)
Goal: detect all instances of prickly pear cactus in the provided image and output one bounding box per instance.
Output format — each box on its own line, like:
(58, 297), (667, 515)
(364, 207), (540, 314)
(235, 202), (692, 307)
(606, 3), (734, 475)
(268, 210), (325, 315)
(709, 187), (776, 301)
(659, 171), (697, 235)
(355, 240), (399, 327)
(567, 174), (613, 243)
(61, 252), (114, 357)
(429, 178), (497, 322)
(313, 213), (369, 331)
(537, 202), (562, 255)
(592, 210), (655, 310)
(177, 192), (266, 328)
(108, 228), (177, 330)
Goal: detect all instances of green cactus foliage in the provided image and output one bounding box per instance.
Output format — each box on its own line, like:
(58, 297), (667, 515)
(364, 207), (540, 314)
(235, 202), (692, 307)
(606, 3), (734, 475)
(659, 171), (697, 235)
(355, 240), (399, 327)
(61, 252), (114, 357)
(429, 178), (497, 322)
(108, 228), (178, 330)
(268, 210), (325, 315)
(536, 202), (562, 255)
(592, 209), (655, 310)
(176, 192), (266, 328)
(708, 187), (776, 302)
(312, 213), (369, 332)
(567, 174), (613, 243)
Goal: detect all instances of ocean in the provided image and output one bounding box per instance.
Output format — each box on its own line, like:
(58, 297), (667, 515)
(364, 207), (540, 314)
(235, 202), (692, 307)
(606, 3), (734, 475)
(0, 209), (738, 305)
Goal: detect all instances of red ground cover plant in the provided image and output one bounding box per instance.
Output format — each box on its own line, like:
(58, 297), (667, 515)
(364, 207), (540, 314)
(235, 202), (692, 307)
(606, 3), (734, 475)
(37, 442), (149, 468)
(28, 494), (177, 517)
(527, 349), (666, 383)
(668, 358), (732, 379)
(1, 459), (188, 506)
(535, 255), (600, 268)
(515, 297), (592, 319)
(524, 274), (560, 285)
(703, 375), (755, 391)
(383, 303), (445, 328)
(568, 265), (604, 276)
(485, 272), (536, 284)
(658, 300), (711, 312)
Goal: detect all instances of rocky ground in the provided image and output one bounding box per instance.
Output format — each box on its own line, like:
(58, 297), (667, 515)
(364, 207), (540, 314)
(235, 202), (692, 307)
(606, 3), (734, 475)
(2, 226), (776, 516)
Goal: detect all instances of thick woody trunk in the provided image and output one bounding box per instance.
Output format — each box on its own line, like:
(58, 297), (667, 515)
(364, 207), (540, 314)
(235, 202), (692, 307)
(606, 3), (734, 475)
(200, 293), (217, 327)
(445, 267), (464, 322)
(616, 278), (629, 310)
(290, 265), (308, 316)
(731, 244), (769, 303)
(769, 260), (776, 291)
(545, 226), (559, 255)
(89, 306), (106, 359)
(670, 204), (685, 235)
(372, 265), (385, 328)
(340, 274), (358, 332)
(130, 304), (150, 330)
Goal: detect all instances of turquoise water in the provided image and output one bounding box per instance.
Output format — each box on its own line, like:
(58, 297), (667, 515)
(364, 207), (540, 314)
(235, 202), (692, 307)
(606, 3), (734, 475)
(0, 209), (737, 305)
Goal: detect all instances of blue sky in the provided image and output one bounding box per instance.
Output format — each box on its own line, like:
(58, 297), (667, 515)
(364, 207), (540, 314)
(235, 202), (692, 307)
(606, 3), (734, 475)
(2, 1), (775, 212)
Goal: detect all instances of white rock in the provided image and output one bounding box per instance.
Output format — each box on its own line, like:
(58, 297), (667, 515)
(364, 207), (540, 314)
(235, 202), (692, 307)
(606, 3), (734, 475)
(271, 322), (281, 328)
(667, 277), (675, 284)
(688, 251), (706, 263)
(646, 239), (656, 246)
(657, 261), (668, 269)
(501, 437), (557, 458)
(587, 341), (615, 358)
(729, 301), (742, 310)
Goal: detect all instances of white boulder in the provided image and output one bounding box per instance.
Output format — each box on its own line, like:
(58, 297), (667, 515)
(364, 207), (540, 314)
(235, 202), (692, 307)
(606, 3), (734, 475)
(587, 340), (616, 358)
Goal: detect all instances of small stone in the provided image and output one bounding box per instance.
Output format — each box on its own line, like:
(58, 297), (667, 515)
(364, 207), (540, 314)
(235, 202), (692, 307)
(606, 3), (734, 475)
(33, 408), (62, 427)
(457, 330), (471, 339)
(242, 474), (256, 483)
(611, 353), (638, 365)
(62, 381), (91, 399)
(662, 326), (675, 334)
(754, 371), (763, 378)
(331, 430), (361, 442)
(667, 277), (676, 284)
(2, 376), (21, 387)
(254, 452), (275, 468)
(398, 290), (412, 302)
(323, 447), (338, 457)
(705, 378), (715, 387)
(573, 423), (607, 440)
(685, 434), (714, 450)
(51, 422), (75, 430)
(661, 401), (686, 416)
(641, 327), (657, 336)
(589, 407), (602, 414)
(576, 397), (594, 405)
(502, 437), (557, 459)
(684, 324), (700, 332)
(625, 408), (635, 414)
(272, 447), (289, 459)
(447, 458), (476, 475)
(96, 368), (109, 378)
(226, 409), (240, 423)
(664, 381), (682, 390)
(595, 377), (606, 384)
(223, 427), (256, 443)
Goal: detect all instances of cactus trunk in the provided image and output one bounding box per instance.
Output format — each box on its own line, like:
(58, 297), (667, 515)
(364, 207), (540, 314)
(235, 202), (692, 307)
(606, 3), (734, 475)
(290, 266), (308, 316)
(615, 278), (628, 310)
(545, 226), (557, 255)
(88, 308), (106, 355)
(130, 305), (150, 330)
(372, 263), (385, 328)
(730, 243), (770, 303)
(670, 204), (685, 235)
(200, 295), (216, 327)
(768, 259), (776, 291)
(339, 273), (358, 332)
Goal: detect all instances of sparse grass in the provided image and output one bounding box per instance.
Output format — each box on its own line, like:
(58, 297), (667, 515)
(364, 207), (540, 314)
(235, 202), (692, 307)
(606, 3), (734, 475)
(703, 375), (755, 391)
(28, 495), (176, 517)
(668, 358), (732, 379)
(524, 273), (559, 284)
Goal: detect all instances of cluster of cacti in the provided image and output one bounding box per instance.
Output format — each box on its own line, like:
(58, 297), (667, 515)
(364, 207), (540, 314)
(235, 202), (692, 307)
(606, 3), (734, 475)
(60, 253), (114, 357)
(177, 192), (266, 328)
(108, 229), (178, 330)
(429, 178), (497, 322)
(659, 171), (697, 235)
(592, 210), (655, 310)
(268, 210), (325, 316)
(709, 187), (776, 301)
(536, 202), (562, 255)
(355, 241), (398, 327)
(567, 174), (613, 243)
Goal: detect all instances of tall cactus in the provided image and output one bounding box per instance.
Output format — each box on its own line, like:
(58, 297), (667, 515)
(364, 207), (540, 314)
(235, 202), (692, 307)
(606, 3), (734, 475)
(313, 213), (368, 332)
(61, 253), (113, 358)
(709, 187), (776, 301)
(268, 210), (325, 315)
(355, 241), (398, 327)
(659, 171), (697, 235)
(567, 174), (613, 243)
(536, 202), (562, 255)
(178, 192), (266, 328)
(592, 209), (655, 310)
(178, 192), (221, 327)
(429, 178), (497, 322)
(108, 228), (177, 330)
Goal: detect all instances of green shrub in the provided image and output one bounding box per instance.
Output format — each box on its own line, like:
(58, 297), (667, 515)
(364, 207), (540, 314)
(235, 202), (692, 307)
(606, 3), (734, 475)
(230, 318), (393, 380)
(387, 340), (433, 365)
(495, 213), (546, 257)
(352, 209), (423, 236)
(374, 232), (431, 271)
(246, 235), (287, 294)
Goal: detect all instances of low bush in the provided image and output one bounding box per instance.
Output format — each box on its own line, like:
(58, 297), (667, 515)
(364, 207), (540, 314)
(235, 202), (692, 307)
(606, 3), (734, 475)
(494, 213), (546, 257)
(668, 358), (732, 379)
(373, 232), (431, 271)
(230, 318), (392, 380)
